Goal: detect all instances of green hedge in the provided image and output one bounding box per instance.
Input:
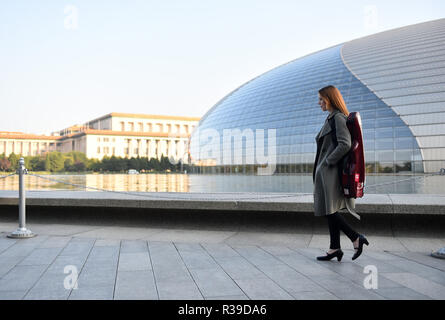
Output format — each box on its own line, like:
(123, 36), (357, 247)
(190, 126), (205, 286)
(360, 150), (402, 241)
(0, 152), (189, 173)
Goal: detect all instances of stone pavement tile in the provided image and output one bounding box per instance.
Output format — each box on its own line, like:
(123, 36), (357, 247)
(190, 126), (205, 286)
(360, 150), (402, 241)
(59, 238), (95, 257)
(45, 255), (89, 275)
(38, 236), (72, 248)
(374, 287), (431, 300)
(188, 267), (245, 298)
(0, 245), (38, 259)
(363, 250), (406, 261)
(73, 226), (161, 240)
(120, 240), (147, 253)
(282, 234), (313, 249)
(306, 258), (404, 289)
(297, 248), (384, 294)
(231, 245), (285, 267)
(294, 247), (327, 259)
(306, 274), (357, 292)
(257, 264), (326, 293)
(148, 241), (181, 254)
(308, 235), (408, 252)
(67, 237), (96, 243)
(0, 255), (23, 278)
(149, 242), (204, 299)
(82, 250), (119, 270)
(149, 242), (194, 282)
(382, 259), (445, 286)
(18, 247), (63, 266)
(0, 265), (47, 292)
(234, 277), (294, 300)
(260, 245), (298, 256)
(0, 222), (19, 234)
(151, 263), (192, 283)
(212, 256), (264, 280)
(78, 246), (119, 288)
(25, 270), (69, 291)
(381, 272), (445, 299)
(94, 239), (121, 247)
(68, 285), (115, 300)
(205, 294), (249, 300)
(24, 272), (71, 300)
(225, 232), (311, 247)
(157, 279), (203, 300)
(397, 237), (445, 253)
(201, 243), (241, 259)
(359, 236), (409, 252)
(176, 245), (219, 270)
(329, 285), (385, 300)
(151, 255), (192, 280)
(346, 255), (407, 274)
(30, 224), (97, 237)
(76, 268), (117, 288)
(114, 270), (157, 300)
(290, 291), (339, 300)
(118, 252), (152, 271)
(0, 236), (50, 258)
(0, 228), (12, 238)
(17, 235), (50, 244)
(175, 242), (203, 252)
(275, 253), (338, 277)
(0, 290), (27, 300)
(298, 247), (364, 263)
(0, 236), (17, 253)
(24, 288), (70, 300)
(145, 229), (233, 244)
(388, 251), (445, 272)
(87, 245), (120, 262)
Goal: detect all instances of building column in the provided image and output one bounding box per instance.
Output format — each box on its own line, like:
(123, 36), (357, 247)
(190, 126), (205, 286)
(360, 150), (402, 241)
(165, 139), (170, 158)
(127, 139), (132, 158)
(136, 139), (141, 157)
(146, 140), (151, 159)
(156, 139), (161, 159)
(156, 139), (164, 160)
(161, 139), (167, 158)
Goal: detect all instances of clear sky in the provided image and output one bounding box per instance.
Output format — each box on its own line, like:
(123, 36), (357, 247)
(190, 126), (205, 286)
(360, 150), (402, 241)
(1, 0), (444, 134)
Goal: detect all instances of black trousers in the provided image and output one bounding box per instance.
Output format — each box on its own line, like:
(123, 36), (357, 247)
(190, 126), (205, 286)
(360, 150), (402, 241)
(325, 211), (359, 249)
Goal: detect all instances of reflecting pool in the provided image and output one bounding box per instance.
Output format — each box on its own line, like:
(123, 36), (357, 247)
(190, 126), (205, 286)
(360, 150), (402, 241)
(0, 173), (444, 194)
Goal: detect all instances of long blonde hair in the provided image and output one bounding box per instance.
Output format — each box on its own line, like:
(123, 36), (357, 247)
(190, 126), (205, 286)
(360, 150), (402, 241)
(318, 85), (350, 116)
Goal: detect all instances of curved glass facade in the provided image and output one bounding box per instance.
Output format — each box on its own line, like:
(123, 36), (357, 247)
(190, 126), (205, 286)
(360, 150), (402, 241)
(189, 43), (423, 175)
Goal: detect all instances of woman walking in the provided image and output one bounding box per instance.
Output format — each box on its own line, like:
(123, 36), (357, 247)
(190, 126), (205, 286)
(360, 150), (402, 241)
(313, 85), (369, 261)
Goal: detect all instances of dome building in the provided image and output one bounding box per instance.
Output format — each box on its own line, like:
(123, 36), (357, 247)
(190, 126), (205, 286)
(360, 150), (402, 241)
(189, 18), (445, 174)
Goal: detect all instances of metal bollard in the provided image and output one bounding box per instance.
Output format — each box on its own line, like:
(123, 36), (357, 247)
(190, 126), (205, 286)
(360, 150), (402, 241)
(8, 158), (36, 239)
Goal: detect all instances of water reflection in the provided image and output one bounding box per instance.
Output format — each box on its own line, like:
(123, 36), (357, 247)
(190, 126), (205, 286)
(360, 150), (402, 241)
(0, 173), (443, 194)
(0, 174), (190, 193)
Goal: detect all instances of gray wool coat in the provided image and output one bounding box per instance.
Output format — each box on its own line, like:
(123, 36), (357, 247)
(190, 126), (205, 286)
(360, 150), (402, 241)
(313, 109), (360, 220)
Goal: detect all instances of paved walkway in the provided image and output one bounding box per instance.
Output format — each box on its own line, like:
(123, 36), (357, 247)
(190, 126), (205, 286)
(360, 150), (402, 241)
(0, 221), (444, 300)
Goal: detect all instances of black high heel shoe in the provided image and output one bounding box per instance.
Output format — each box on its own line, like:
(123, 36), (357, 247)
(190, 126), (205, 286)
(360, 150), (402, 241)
(352, 235), (369, 260)
(317, 249), (344, 261)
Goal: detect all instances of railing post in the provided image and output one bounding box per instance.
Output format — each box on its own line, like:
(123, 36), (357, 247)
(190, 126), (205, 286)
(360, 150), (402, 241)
(8, 157), (36, 239)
